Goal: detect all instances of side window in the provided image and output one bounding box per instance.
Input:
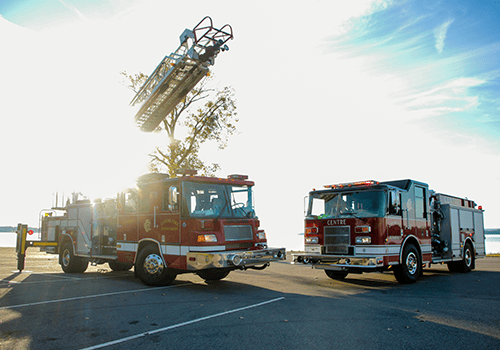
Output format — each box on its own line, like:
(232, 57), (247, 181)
(139, 190), (151, 213)
(163, 186), (179, 211)
(124, 190), (138, 213)
(388, 190), (401, 216)
(415, 187), (426, 218)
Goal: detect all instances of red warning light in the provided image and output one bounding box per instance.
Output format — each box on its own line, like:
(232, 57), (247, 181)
(28, 230), (34, 235)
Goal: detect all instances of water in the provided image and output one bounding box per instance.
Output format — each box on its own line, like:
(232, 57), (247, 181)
(0, 232), (40, 248)
(485, 235), (500, 254)
(2, 232), (499, 253)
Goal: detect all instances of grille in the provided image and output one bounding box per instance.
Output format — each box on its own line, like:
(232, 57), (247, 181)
(224, 225), (253, 241)
(324, 226), (350, 254)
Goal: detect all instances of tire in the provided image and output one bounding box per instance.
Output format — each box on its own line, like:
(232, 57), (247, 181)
(60, 242), (88, 273)
(135, 245), (176, 286)
(108, 261), (134, 272)
(451, 242), (475, 273)
(196, 269), (230, 281)
(394, 243), (421, 284)
(325, 270), (348, 280)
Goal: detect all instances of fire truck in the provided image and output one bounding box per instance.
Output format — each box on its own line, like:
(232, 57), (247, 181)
(293, 179), (485, 284)
(16, 19), (280, 286)
(35, 172), (285, 286)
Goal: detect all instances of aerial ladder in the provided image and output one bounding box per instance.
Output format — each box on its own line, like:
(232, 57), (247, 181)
(130, 16), (233, 132)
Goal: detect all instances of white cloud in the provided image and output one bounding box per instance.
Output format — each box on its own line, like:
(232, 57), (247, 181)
(399, 77), (485, 116)
(434, 18), (454, 53)
(58, 0), (88, 21)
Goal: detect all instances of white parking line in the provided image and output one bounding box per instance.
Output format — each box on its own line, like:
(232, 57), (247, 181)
(80, 296), (286, 350)
(0, 273), (131, 285)
(0, 282), (192, 310)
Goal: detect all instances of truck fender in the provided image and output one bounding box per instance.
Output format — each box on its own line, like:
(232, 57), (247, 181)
(399, 235), (422, 265)
(463, 237), (475, 251)
(134, 239), (164, 265)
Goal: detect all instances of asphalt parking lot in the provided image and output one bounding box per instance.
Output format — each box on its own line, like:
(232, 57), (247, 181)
(1, 247), (499, 350)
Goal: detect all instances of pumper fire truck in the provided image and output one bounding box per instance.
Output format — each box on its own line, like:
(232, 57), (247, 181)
(29, 172), (285, 286)
(293, 179), (485, 284)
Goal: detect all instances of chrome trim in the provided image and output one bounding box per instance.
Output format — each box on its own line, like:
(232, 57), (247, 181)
(186, 247), (286, 270)
(292, 253), (385, 269)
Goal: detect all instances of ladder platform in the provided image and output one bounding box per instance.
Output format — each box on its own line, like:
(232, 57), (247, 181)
(131, 17), (233, 132)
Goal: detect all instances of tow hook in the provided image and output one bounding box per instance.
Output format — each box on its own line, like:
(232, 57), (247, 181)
(248, 263), (270, 271)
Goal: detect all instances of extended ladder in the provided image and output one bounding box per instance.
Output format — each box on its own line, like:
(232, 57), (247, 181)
(130, 16), (233, 132)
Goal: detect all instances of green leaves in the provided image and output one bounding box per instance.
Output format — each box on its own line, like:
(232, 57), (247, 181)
(147, 76), (238, 177)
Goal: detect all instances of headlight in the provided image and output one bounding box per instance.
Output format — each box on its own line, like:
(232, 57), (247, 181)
(305, 236), (319, 244)
(257, 230), (266, 240)
(355, 236), (371, 244)
(197, 234), (218, 243)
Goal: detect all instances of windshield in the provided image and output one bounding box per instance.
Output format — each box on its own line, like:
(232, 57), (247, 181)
(307, 190), (386, 219)
(182, 181), (255, 219)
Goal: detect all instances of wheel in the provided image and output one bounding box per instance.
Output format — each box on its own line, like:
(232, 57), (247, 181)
(449, 242), (475, 273)
(325, 270), (348, 280)
(393, 243), (421, 284)
(108, 261), (134, 271)
(197, 269), (230, 281)
(135, 245), (176, 286)
(60, 242), (88, 273)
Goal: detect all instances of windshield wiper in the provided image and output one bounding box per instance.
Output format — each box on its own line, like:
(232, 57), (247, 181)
(216, 188), (231, 220)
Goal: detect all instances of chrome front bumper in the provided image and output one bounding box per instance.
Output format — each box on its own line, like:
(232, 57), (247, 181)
(187, 247), (286, 271)
(292, 253), (384, 270)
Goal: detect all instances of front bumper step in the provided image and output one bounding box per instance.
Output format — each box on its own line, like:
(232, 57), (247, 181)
(187, 247), (286, 271)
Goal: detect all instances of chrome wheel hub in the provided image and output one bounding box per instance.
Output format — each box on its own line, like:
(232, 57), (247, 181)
(143, 254), (164, 275)
(465, 248), (472, 267)
(406, 252), (418, 275)
(62, 249), (71, 267)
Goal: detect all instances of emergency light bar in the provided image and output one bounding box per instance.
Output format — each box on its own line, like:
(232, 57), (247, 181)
(228, 174), (248, 180)
(177, 169), (198, 176)
(324, 180), (379, 189)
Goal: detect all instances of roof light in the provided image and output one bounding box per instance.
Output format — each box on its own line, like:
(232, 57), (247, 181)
(324, 180), (379, 189)
(228, 174), (248, 180)
(177, 169), (197, 176)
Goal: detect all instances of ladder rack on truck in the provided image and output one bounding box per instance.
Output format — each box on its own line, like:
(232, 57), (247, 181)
(130, 16), (233, 132)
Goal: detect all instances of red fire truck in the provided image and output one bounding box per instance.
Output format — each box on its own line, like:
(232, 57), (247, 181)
(37, 172), (285, 286)
(293, 179), (485, 284)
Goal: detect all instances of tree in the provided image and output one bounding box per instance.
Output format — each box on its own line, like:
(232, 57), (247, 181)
(121, 72), (238, 177)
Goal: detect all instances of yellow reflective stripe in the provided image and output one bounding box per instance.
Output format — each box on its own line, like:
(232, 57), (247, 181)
(32, 242), (58, 247)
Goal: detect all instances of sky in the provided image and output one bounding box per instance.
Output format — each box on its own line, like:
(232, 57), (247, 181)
(1, 0), (499, 250)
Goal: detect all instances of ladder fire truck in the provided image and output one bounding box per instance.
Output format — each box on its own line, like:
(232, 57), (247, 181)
(16, 18), (285, 285)
(293, 179), (485, 284)
(25, 172), (285, 286)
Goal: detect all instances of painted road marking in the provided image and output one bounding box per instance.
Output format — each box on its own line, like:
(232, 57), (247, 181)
(80, 297), (286, 350)
(0, 282), (192, 310)
(0, 271), (135, 285)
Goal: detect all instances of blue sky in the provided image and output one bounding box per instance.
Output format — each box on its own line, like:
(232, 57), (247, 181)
(1, 0), (499, 249)
(326, 0), (500, 149)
